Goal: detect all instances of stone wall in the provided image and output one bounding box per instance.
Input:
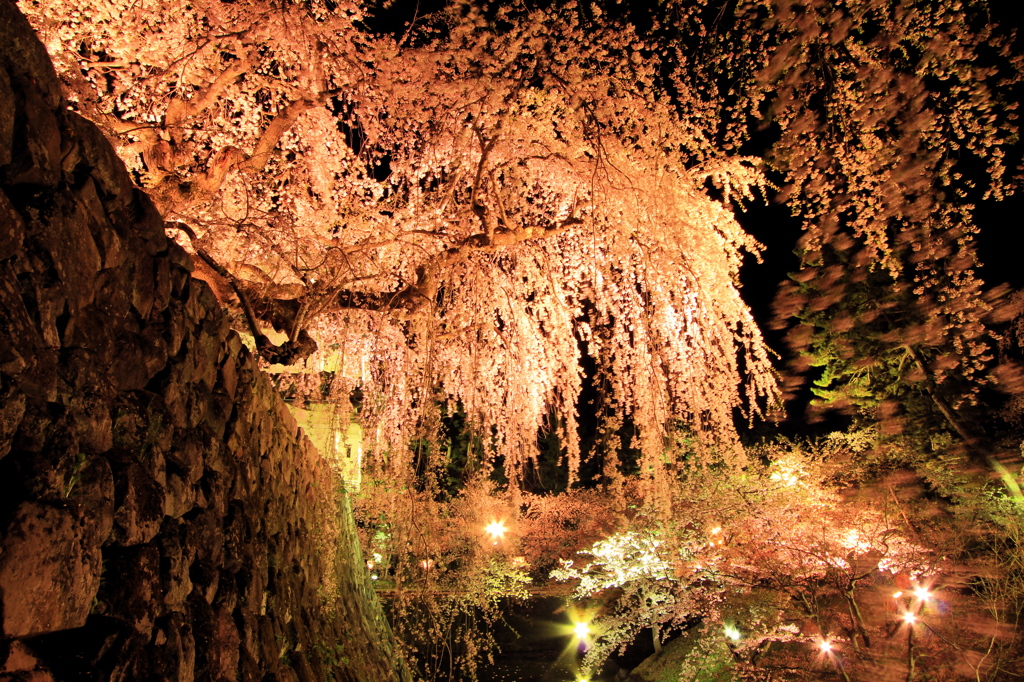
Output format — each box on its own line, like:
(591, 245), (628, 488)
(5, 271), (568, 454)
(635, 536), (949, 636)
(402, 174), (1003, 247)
(0, 2), (407, 680)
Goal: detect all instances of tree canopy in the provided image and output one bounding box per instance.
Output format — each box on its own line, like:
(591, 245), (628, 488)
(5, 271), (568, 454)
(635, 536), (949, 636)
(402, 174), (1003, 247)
(22, 0), (1020, 486)
(18, 1), (1024, 678)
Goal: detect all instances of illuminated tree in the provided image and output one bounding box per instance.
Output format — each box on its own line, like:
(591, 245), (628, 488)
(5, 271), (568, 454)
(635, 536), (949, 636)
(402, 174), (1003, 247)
(21, 0), (1018, 488)
(551, 439), (1024, 680)
(778, 239), (1004, 442)
(352, 475), (533, 681)
(551, 530), (680, 663)
(762, 0), (1022, 448)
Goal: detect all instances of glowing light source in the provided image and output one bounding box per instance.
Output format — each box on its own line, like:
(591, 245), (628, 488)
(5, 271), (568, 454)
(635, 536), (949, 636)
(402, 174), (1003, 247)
(724, 625), (741, 641)
(914, 587), (931, 601)
(892, 591), (903, 599)
(902, 612), (916, 624)
(820, 640), (832, 653)
(485, 520), (507, 543)
(708, 527), (725, 547)
(573, 622), (590, 639)
(770, 467), (800, 486)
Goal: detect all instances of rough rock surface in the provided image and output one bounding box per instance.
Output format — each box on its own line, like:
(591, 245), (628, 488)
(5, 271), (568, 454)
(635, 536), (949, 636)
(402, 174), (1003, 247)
(0, 2), (407, 680)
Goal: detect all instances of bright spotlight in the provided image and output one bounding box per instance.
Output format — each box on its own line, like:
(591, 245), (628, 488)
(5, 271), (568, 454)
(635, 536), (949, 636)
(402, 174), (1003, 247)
(574, 622), (590, 639)
(820, 640), (832, 653)
(485, 520), (507, 542)
(903, 612), (916, 624)
(724, 625), (741, 641)
(914, 587), (931, 600)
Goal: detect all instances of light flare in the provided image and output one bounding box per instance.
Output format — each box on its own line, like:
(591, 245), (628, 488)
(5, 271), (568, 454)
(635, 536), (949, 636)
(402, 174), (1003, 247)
(485, 520), (507, 544)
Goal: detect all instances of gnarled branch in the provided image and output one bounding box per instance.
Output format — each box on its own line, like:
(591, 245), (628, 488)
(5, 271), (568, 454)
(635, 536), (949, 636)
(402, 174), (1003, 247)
(168, 222), (318, 365)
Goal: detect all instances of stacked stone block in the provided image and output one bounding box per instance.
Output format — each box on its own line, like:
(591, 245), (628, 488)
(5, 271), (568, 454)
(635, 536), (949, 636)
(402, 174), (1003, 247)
(0, 3), (406, 680)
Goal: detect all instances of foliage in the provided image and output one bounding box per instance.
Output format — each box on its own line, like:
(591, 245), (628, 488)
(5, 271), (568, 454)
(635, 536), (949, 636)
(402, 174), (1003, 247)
(351, 464), (630, 678)
(22, 0), (791, 486)
(515, 488), (622, 579)
(759, 0), (1022, 437)
(352, 475), (532, 680)
(550, 435), (1024, 680)
(773, 209), (1022, 453)
(19, 1), (1023, 674)
(552, 529), (683, 668)
(552, 531), (673, 596)
(24, 0), (1021, 487)
(973, 493), (1024, 669)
